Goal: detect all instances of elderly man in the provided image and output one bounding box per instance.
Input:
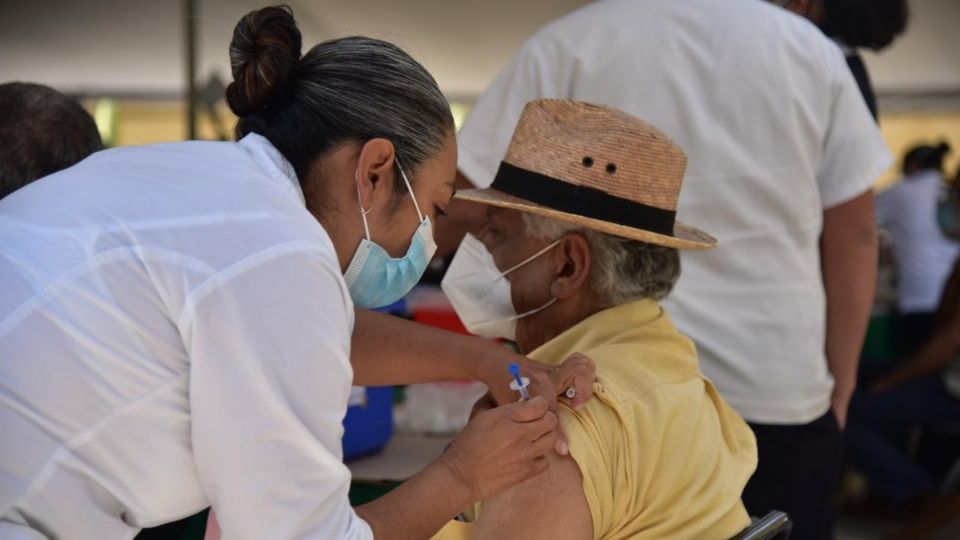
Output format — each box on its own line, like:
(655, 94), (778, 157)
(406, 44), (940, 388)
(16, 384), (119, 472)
(443, 3), (892, 537)
(437, 100), (757, 539)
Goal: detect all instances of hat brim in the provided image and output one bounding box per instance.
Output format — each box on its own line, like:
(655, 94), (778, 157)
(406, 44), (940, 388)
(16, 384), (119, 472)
(456, 187), (717, 250)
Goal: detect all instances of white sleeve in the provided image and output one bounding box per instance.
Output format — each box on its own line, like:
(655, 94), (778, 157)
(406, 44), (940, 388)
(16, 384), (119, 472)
(816, 45), (893, 209)
(457, 36), (563, 188)
(183, 243), (372, 540)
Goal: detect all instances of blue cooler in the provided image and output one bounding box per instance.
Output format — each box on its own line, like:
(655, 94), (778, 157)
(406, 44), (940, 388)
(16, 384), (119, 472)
(342, 385), (394, 461)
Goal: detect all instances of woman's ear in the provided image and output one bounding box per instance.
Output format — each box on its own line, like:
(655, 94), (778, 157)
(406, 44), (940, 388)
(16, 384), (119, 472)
(549, 233), (592, 300)
(355, 138), (397, 210)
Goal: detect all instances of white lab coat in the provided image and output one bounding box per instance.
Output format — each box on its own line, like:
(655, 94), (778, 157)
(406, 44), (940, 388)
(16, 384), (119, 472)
(0, 134), (373, 539)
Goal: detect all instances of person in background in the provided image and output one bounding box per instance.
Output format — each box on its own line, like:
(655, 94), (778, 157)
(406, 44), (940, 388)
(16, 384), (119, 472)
(845, 253), (960, 540)
(443, 0), (892, 537)
(938, 164), (960, 241)
(876, 142), (959, 358)
(0, 81), (103, 198)
(777, 0), (909, 121)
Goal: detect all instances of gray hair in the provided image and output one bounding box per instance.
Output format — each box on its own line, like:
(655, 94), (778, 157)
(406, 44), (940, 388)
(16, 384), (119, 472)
(227, 6), (454, 189)
(521, 212), (681, 305)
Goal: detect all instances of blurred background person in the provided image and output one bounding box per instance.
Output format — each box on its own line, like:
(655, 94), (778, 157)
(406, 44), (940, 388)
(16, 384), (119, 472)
(444, 1), (893, 537)
(938, 164), (960, 241)
(0, 81), (103, 198)
(845, 251), (960, 540)
(778, 0), (909, 120)
(876, 142), (959, 358)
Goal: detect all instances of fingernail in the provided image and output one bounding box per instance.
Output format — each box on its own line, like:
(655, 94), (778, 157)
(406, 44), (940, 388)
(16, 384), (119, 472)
(559, 442), (569, 455)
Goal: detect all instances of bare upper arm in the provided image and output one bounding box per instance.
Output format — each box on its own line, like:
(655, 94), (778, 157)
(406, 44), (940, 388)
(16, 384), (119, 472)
(471, 449), (594, 540)
(822, 189), (877, 246)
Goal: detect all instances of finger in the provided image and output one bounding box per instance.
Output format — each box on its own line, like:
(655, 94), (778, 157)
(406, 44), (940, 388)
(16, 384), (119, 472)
(519, 410), (558, 443)
(532, 427), (559, 456)
(553, 353), (596, 411)
(529, 455), (550, 477)
(469, 392), (496, 419)
(553, 425), (570, 456)
(524, 371), (560, 413)
(505, 395), (549, 422)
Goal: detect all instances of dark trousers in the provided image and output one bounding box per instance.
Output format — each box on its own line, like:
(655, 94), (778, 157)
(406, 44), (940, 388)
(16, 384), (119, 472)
(743, 410), (843, 540)
(845, 375), (960, 503)
(894, 311), (936, 359)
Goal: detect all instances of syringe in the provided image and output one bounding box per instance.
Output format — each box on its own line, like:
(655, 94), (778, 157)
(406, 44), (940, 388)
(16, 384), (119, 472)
(508, 363), (531, 401)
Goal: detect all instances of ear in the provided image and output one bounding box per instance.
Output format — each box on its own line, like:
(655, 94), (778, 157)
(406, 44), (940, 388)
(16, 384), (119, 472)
(548, 233), (592, 300)
(355, 138), (397, 210)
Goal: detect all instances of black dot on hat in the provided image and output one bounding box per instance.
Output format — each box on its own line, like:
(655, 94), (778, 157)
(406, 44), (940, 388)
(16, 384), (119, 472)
(582, 156), (594, 167)
(606, 163), (617, 174)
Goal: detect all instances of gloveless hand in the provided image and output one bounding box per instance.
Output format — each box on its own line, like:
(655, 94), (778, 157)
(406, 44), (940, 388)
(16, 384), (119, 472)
(476, 351), (596, 455)
(481, 351), (596, 411)
(439, 396), (558, 503)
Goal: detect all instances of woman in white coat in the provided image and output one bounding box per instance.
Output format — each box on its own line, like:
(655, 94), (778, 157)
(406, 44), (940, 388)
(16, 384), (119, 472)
(0, 6), (593, 539)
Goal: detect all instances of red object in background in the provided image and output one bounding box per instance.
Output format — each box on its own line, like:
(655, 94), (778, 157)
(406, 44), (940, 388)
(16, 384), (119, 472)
(407, 286), (472, 336)
(412, 308), (470, 335)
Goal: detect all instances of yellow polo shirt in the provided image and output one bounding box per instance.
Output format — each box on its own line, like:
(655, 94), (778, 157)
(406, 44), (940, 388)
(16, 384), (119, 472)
(434, 299), (757, 539)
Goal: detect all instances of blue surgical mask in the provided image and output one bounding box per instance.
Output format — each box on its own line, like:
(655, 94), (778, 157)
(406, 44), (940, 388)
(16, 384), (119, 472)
(344, 163), (437, 308)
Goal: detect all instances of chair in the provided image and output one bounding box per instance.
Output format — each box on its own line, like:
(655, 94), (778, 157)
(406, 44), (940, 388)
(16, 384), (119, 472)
(730, 510), (792, 540)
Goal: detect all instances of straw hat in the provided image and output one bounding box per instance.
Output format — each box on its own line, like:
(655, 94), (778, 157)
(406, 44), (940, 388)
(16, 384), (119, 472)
(456, 99), (716, 250)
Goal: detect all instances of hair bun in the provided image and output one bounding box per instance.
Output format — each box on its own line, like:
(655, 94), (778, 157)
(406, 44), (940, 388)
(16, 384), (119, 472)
(937, 141), (952, 155)
(226, 5), (302, 117)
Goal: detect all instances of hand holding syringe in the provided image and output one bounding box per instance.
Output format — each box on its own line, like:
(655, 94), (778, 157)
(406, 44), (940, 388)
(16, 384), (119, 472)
(510, 362), (577, 402)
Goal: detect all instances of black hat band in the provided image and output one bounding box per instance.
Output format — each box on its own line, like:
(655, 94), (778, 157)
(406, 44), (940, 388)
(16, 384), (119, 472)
(490, 161), (677, 237)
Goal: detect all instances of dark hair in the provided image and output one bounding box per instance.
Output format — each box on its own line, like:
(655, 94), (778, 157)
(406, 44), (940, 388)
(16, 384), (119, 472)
(820, 0), (909, 51)
(903, 141), (951, 175)
(226, 5), (454, 193)
(0, 82), (103, 198)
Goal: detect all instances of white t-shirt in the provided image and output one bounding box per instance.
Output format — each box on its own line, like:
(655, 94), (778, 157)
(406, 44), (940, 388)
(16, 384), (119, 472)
(876, 170), (960, 314)
(457, 0), (892, 424)
(0, 134), (374, 539)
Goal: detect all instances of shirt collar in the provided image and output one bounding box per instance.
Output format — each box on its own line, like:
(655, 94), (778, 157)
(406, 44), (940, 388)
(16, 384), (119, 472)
(238, 132), (306, 207)
(527, 298), (666, 366)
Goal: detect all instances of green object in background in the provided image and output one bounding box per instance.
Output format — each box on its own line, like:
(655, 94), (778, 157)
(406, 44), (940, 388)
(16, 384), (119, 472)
(862, 314), (898, 369)
(135, 509), (208, 540)
(349, 480), (402, 506)
(93, 98), (119, 148)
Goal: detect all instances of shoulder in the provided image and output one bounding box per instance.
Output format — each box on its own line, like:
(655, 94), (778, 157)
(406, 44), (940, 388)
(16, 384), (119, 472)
(586, 324), (701, 403)
(90, 140), (246, 168)
(556, 324), (708, 451)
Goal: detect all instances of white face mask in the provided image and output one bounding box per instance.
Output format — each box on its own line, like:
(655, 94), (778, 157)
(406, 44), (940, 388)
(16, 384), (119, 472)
(441, 233), (560, 341)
